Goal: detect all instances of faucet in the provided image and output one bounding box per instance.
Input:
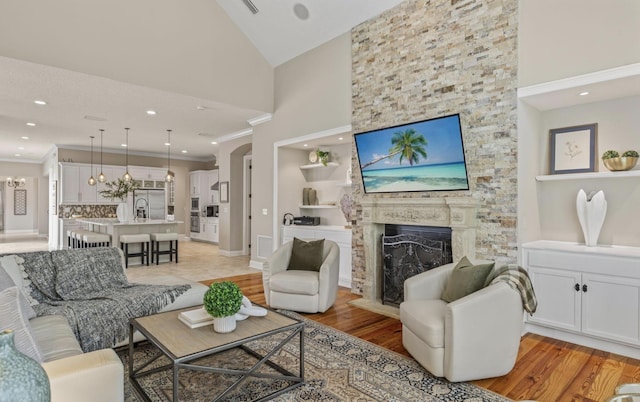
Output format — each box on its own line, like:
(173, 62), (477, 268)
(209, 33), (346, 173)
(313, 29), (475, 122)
(135, 198), (149, 220)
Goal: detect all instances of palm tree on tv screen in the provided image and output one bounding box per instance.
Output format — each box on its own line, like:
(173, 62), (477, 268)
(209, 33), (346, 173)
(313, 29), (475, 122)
(361, 128), (428, 169)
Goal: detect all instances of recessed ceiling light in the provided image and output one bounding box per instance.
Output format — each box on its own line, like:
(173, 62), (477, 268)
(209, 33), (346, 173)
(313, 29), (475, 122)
(293, 3), (309, 20)
(338, 137), (343, 141)
(211, 141), (218, 145)
(181, 150), (188, 154)
(33, 100), (47, 105)
(303, 144), (309, 147)
(164, 142), (170, 146)
(579, 91), (590, 96)
(26, 122), (36, 127)
(121, 143), (127, 147)
(14, 154), (21, 157)
(18, 147), (24, 150)
(146, 110), (157, 115)
(21, 136), (29, 140)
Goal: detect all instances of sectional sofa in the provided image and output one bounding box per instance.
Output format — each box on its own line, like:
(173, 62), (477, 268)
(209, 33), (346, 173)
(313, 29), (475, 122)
(0, 247), (208, 402)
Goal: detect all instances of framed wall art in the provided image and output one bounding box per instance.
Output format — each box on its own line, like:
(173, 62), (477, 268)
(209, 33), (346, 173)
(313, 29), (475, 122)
(220, 181), (229, 203)
(549, 123), (598, 174)
(14, 189), (27, 215)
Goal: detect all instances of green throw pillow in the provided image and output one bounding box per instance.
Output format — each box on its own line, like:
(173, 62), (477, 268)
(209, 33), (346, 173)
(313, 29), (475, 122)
(441, 256), (495, 303)
(287, 238), (325, 272)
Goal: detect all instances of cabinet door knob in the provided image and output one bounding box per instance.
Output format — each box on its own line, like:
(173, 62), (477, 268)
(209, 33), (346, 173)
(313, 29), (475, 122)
(582, 284), (588, 292)
(574, 283), (580, 292)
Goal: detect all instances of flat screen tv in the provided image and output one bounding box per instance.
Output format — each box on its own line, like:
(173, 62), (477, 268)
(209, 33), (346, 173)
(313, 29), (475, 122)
(354, 113), (469, 194)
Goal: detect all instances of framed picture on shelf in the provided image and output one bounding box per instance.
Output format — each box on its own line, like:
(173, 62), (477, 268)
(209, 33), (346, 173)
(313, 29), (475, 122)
(549, 123), (598, 174)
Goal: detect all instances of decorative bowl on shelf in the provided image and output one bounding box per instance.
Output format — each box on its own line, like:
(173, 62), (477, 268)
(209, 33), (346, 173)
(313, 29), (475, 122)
(603, 156), (638, 171)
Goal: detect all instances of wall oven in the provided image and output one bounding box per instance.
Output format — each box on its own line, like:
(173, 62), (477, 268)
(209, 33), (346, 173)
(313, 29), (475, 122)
(191, 197), (199, 211)
(190, 211), (200, 233)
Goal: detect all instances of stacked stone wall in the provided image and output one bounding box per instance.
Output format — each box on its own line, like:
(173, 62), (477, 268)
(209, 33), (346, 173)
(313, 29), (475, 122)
(350, 0), (518, 294)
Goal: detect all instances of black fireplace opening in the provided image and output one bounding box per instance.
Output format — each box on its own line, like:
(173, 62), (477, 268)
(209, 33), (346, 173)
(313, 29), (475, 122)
(382, 224), (452, 307)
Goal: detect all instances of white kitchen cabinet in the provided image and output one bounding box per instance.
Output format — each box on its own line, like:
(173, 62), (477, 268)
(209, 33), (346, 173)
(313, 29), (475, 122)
(523, 240), (640, 358)
(204, 219), (219, 243)
(60, 163), (97, 203)
(282, 225), (351, 288)
(190, 170), (219, 203)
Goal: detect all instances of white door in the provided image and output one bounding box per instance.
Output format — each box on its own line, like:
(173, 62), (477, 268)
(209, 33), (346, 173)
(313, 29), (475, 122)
(527, 266), (582, 332)
(581, 273), (640, 345)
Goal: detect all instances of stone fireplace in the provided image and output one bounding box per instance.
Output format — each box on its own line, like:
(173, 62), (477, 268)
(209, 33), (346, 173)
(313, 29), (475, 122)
(351, 197), (479, 316)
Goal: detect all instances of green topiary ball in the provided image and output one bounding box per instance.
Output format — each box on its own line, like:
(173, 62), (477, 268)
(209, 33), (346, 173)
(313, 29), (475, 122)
(203, 281), (243, 318)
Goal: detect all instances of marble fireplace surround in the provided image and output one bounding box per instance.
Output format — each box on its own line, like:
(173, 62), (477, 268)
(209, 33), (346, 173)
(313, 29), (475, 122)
(351, 197), (479, 317)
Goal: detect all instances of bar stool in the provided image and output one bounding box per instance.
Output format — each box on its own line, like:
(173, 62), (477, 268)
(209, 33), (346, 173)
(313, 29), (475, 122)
(67, 230), (74, 249)
(150, 233), (179, 265)
(73, 230), (93, 248)
(82, 232), (111, 248)
(119, 234), (150, 268)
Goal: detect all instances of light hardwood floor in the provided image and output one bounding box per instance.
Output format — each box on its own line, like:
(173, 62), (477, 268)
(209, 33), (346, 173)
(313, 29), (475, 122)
(204, 273), (640, 402)
(5, 235), (640, 401)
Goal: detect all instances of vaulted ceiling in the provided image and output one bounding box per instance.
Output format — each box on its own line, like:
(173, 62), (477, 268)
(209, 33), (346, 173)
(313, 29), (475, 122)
(0, 0), (405, 163)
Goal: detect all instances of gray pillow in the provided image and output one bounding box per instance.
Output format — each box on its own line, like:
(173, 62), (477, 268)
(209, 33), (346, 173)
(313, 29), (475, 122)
(441, 256), (495, 303)
(0, 286), (43, 362)
(287, 238), (325, 272)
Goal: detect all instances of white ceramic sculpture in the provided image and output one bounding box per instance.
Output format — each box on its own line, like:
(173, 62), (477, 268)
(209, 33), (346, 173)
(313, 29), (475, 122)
(576, 189), (607, 247)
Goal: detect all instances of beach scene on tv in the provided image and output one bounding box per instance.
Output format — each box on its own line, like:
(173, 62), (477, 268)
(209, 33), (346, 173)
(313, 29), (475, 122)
(355, 114), (469, 193)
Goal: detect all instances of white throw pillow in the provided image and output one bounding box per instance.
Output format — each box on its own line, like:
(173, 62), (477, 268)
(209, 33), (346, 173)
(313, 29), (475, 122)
(0, 286), (43, 362)
(0, 255), (39, 305)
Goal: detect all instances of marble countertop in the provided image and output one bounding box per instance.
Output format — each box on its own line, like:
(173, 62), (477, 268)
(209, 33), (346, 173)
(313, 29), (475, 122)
(76, 218), (183, 226)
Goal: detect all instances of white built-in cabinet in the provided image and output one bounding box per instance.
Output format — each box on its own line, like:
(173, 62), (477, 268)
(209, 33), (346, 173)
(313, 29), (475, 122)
(282, 225), (351, 288)
(189, 170), (218, 204)
(522, 240), (640, 359)
(60, 163), (165, 204)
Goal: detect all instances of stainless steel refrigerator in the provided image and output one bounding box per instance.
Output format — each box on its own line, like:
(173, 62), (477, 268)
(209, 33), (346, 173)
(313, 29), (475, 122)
(133, 189), (166, 220)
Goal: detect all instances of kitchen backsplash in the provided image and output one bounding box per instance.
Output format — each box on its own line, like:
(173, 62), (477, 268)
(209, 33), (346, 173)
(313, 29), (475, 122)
(58, 204), (118, 218)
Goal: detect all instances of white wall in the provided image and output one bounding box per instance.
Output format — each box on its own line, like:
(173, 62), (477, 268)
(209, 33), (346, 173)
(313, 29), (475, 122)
(0, 162), (47, 235)
(536, 96), (640, 246)
(251, 33), (352, 263)
(519, 0), (640, 86)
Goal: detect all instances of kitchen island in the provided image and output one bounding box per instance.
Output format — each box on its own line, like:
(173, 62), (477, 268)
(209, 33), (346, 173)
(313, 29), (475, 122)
(75, 218), (183, 265)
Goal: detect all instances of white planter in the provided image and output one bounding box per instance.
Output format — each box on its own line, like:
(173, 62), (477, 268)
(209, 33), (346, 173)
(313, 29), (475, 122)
(213, 315), (236, 333)
(576, 189), (607, 247)
(116, 202), (130, 222)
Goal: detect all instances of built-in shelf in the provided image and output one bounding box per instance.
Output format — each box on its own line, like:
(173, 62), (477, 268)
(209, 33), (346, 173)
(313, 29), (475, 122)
(299, 162), (339, 170)
(298, 205), (338, 209)
(536, 170), (640, 182)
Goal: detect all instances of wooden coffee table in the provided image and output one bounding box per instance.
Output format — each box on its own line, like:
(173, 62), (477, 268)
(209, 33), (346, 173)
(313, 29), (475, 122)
(128, 306), (305, 401)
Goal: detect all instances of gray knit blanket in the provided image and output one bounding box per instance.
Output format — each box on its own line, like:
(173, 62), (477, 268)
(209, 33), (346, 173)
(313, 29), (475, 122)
(489, 264), (538, 315)
(11, 248), (190, 353)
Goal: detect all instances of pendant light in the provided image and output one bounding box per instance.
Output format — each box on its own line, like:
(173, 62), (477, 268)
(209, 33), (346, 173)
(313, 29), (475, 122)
(97, 129), (106, 183)
(123, 128), (132, 182)
(165, 129), (175, 182)
(88, 136), (96, 186)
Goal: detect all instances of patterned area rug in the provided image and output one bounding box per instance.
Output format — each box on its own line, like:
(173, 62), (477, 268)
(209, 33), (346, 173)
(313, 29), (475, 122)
(119, 311), (510, 401)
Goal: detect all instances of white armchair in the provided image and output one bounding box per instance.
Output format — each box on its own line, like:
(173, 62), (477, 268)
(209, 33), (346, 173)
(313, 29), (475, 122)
(399, 260), (524, 382)
(262, 239), (339, 313)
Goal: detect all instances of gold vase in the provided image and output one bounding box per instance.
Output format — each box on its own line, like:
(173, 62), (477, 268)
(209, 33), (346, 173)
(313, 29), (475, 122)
(603, 156), (638, 171)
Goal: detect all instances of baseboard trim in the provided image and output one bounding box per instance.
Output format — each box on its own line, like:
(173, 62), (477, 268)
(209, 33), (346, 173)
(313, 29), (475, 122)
(218, 249), (247, 257)
(249, 260), (264, 270)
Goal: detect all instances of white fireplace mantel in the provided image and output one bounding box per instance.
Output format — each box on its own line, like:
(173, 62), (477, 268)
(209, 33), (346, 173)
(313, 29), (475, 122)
(359, 197), (479, 304)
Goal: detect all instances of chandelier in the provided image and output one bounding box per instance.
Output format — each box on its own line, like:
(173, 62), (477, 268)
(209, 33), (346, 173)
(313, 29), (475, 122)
(6, 177), (26, 188)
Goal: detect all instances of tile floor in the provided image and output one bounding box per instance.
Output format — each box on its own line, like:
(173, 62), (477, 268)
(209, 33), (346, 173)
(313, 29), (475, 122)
(0, 234), (261, 283)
